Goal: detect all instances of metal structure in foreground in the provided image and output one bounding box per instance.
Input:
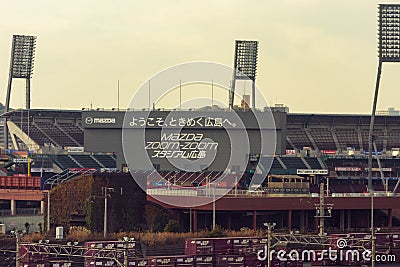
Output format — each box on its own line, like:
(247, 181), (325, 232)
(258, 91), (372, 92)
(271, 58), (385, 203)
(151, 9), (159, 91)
(264, 229), (374, 266)
(17, 240), (134, 267)
(314, 182), (333, 236)
(230, 40), (258, 109)
(14, 233), (376, 267)
(264, 222), (276, 267)
(102, 187), (114, 238)
(4, 34), (37, 148)
(368, 4), (400, 266)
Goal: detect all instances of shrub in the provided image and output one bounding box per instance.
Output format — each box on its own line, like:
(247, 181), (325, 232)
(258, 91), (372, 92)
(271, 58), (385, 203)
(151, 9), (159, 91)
(205, 225), (225, 238)
(21, 232), (44, 242)
(164, 220), (180, 233)
(67, 226), (91, 242)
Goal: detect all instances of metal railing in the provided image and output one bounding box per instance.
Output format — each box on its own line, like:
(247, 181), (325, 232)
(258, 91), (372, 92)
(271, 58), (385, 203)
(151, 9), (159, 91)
(147, 188), (400, 198)
(0, 209), (12, 216)
(15, 208), (41, 215)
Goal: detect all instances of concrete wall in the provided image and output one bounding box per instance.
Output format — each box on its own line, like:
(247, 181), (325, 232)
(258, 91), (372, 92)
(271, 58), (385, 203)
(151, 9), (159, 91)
(0, 214), (43, 233)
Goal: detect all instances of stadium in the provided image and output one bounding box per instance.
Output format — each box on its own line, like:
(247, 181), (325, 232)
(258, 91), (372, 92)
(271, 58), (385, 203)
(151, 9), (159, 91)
(2, 107), (400, 232)
(1, 4), (400, 266)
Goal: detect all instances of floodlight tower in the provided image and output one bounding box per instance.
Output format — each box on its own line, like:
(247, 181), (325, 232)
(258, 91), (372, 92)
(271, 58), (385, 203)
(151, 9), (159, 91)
(368, 5), (400, 267)
(230, 40), (258, 109)
(368, 5), (400, 191)
(3, 35), (36, 148)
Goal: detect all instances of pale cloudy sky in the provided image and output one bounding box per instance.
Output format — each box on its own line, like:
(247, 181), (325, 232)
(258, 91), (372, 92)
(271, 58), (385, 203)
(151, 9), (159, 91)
(1, 0), (399, 114)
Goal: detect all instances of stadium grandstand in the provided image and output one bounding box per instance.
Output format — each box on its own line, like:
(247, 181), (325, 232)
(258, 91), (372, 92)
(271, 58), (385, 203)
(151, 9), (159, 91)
(2, 108), (400, 180)
(2, 107), (400, 231)
(286, 113), (400, 154)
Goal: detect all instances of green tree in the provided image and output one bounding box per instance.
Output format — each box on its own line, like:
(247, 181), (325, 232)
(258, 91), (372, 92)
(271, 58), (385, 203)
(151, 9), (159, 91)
(164, 219), (180, 233)
(145, 204), (169, 232)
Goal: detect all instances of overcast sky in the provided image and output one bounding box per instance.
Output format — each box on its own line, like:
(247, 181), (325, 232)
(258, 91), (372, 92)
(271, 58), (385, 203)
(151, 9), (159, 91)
(1, 0), (400, 114)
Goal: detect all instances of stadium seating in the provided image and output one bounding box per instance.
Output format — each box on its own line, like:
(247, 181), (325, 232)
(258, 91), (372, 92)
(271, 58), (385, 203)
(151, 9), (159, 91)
(57, 122), (84, 146)
(305, 157), (324, 169)
(309, 128), (337, 150)
(279, 156), (307, 170)
(286, 114), (400, 152)
(70, 154), (103, 168)
(361, 129), (383, 151)
(335, 128), (359, 150)
(271, 158), (283, 169)
(54, 154), (82, 169)
(4, 110), (84, 149)
(35, 121), (78, 147)
(286, 128), (313, 149)
(54, 154), (117, 169)
(92, 154), (117, 168)
(13, 121), (54, 146)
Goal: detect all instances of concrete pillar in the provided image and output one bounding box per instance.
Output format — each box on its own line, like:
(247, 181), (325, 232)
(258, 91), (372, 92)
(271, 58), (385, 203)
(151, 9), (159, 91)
(388, 209), (393, 228)
(300, 210), (305, 232)
(347, 210), (351, 229)
(253, 211), (257, 230)
(189, 209), (192, 232)
(340, 210), (345, 231)
(41, 200), (45, 215)
(288, 210), (292, 230)
(193, 209), (198, 232)
(305, 210), (309, 231)
(11, 199), (16, 215)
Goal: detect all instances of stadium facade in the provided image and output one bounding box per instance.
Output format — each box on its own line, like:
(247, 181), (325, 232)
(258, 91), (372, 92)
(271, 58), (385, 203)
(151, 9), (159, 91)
(1, 108), (400, 232)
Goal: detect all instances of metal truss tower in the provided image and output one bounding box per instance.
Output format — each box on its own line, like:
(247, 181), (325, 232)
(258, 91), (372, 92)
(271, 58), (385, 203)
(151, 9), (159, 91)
(3, 34), (36, 148)
(230, 40), (258, 110)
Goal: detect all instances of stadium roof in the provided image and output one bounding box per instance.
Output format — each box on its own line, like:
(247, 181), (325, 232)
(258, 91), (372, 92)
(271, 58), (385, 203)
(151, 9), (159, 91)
(0, 109), (82, 119)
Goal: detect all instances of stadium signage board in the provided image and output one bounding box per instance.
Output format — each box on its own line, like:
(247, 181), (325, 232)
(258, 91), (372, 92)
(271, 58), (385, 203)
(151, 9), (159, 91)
(297, 169), (328, 175)
(321, 150), (337, 155)
(127, 115), (238, 129)
(100, 168), (118, 172)
(84, 117), (116, 125)
(13, 158), (29, 163)
(335, 167), (362, 172)
(31, 168), (54, 173)
(285, 149), (296, 155)
(369, 167), (392, 172)
(65, 147), (84, 153)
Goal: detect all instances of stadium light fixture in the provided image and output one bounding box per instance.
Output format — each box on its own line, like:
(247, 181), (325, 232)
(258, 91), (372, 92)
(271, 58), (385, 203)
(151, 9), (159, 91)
(230, 40), (258, 109)
(3, 34), (37, 149)
(368, 5), (400, 267)
(368, 4), (400, 191)
(378, 4), (400, 62)
(5, 35), (37, 111)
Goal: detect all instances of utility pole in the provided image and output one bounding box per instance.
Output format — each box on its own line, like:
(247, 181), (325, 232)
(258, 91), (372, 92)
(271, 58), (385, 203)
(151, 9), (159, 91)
(315, 182), (333, 236)
(264, 222), (276, 267)
(122, 237), (135, 267)
(319, 183), (325, 236)
(124, 244), (128, 267)
(102, 187), (114, 238)
(47, 190), (50, 233)
(371, 188), (376, 267)
(212, 184), (216, 230)
(12, 230), (22, 267)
